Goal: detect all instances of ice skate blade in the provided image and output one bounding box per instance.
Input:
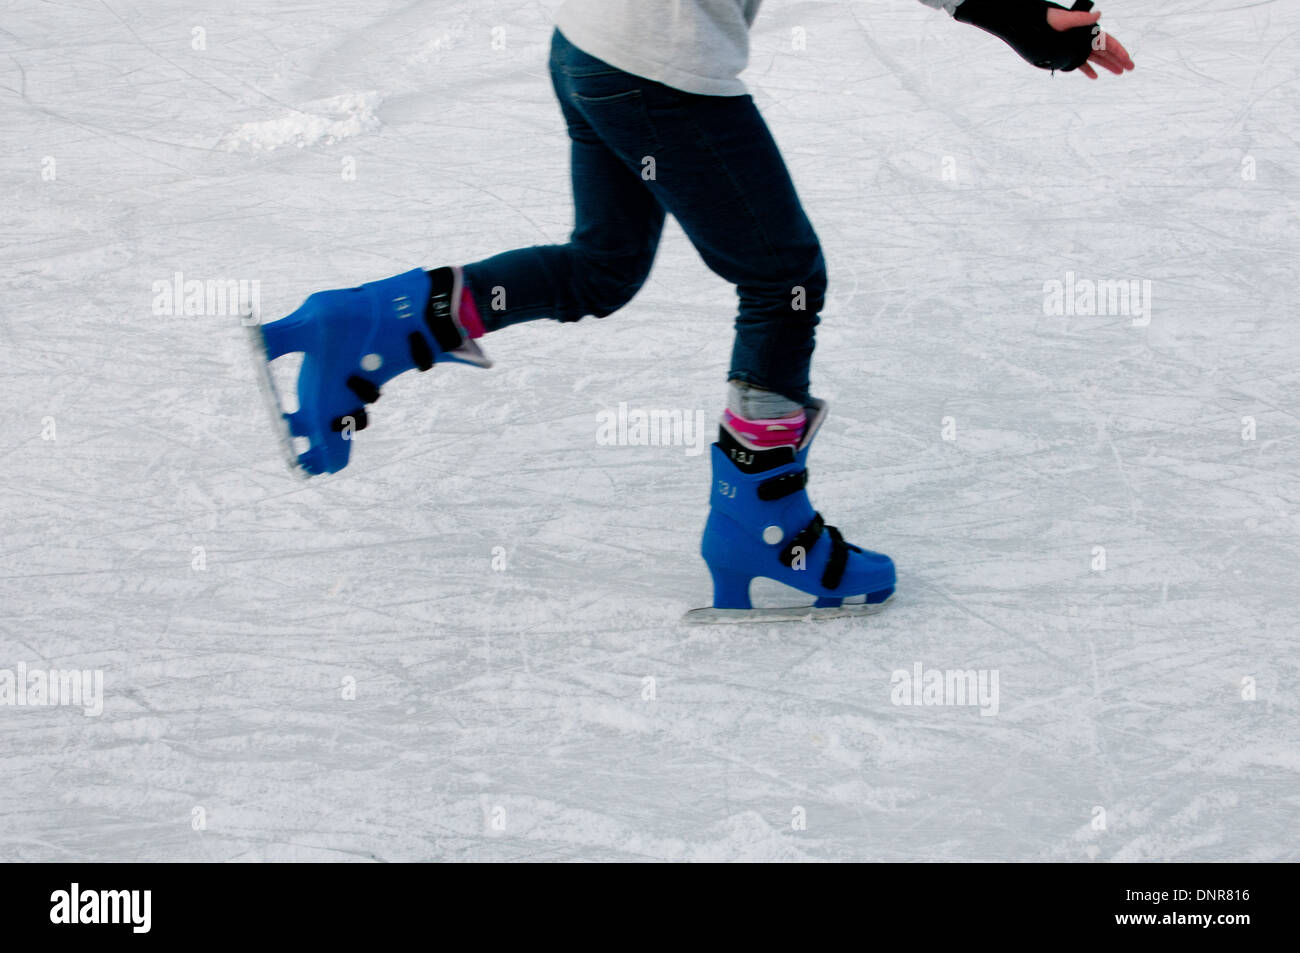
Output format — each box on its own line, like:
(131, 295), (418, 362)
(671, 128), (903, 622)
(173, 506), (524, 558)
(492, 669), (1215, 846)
(242, 308), (308, 480)
(682, 594), (893, 625)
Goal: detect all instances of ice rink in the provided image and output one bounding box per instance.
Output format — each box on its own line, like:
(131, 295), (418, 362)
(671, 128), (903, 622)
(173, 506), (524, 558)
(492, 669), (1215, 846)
(2, 0), (1297, 861)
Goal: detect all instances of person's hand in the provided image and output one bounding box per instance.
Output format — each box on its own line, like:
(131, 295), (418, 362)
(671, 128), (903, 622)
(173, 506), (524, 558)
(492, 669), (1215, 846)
(1046, 7), (1135, 79)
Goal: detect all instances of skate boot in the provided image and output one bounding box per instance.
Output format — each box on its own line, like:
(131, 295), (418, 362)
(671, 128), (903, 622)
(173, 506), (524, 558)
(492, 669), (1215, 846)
(247, 266), (490, 476)
(685, 399), (895, 623)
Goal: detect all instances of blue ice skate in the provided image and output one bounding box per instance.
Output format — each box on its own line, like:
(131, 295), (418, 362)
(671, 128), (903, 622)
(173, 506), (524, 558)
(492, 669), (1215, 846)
(246, 267), (490, 476)
(685, 400), (895, 623)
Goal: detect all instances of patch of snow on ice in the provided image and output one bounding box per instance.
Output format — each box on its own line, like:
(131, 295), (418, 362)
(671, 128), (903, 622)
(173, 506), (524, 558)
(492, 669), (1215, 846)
(408, 27), (463, 65)
(219, 92), (381, 152)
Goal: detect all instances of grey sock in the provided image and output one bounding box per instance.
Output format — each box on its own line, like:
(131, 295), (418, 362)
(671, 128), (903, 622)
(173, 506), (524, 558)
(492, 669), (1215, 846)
(727, 381), (803, 419)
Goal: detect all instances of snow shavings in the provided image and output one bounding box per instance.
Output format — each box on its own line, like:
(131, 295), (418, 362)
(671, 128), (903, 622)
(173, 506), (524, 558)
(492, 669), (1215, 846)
(407, 27), (463, 66)
(218, 92), (381, 152)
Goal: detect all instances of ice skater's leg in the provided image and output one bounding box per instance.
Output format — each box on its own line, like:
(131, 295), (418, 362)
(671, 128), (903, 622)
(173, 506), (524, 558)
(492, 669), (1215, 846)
(253, 34), (667, 475)
(569, 75), (893, 615)
(591, 84), (825, 407)
(461, 34), (667, 331)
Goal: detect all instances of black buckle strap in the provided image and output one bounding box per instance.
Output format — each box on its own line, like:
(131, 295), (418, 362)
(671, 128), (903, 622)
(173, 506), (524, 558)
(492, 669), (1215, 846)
(821, 524), (861, 590)
(780, 513), (824, 567)
(331, 408), (369, 432)
(424, 267), (465, 353)
(779, 512), (862, 590)
(757, 468), (808, 501)
(346, 374), (381, 404)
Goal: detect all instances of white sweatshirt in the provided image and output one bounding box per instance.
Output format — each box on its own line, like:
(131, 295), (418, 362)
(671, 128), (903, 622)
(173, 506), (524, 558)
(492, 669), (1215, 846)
(555, 0), (964, 97)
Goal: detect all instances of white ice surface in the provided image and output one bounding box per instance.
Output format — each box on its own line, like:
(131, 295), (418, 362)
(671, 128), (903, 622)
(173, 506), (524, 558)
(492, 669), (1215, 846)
(1, 0), (1297, 862)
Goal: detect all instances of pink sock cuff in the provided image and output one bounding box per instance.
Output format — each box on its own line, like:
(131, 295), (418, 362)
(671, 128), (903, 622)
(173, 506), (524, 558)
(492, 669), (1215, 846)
(457, 281), (486, 340)
(723, 408), (807, 449)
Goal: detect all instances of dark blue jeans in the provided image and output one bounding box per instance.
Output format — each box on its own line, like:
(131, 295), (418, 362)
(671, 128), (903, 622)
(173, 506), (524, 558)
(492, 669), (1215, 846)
(462, 29), (826, 405)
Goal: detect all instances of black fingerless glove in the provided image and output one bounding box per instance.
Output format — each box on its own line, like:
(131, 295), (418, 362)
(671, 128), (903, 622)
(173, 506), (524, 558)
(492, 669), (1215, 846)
(954, 0), (1098, 72)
